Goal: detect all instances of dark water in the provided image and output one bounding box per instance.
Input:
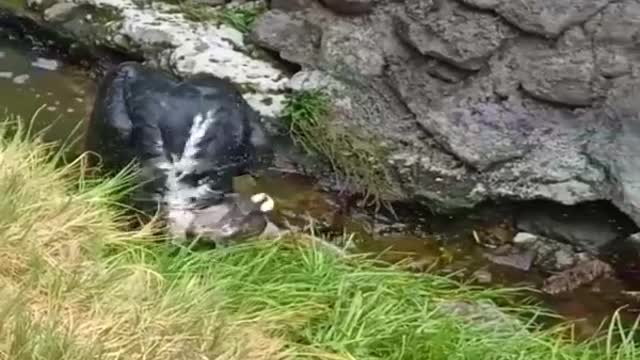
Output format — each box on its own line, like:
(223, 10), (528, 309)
(1, 36), (639, 339)
(0, 37), (94, 146)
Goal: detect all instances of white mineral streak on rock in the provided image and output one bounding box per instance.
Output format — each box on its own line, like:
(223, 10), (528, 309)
(68, 0), (289, 117)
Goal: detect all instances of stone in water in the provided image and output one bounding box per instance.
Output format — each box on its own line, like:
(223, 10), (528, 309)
(32, 58), (60, 71)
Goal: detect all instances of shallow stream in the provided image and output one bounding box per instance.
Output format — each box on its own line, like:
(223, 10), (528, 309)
(1, 29), (639, 339)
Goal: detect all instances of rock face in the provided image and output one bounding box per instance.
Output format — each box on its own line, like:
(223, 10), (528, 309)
(249, 0), (640, 232)
(14, 0), (640, 243)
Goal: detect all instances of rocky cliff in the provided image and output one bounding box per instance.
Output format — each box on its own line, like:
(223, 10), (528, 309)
(6, 0), (640, 226)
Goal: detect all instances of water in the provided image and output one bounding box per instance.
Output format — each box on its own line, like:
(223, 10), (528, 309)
(1, 34), (638, 339)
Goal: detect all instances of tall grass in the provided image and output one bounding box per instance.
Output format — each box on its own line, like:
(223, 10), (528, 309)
(0, 114), (638, 359)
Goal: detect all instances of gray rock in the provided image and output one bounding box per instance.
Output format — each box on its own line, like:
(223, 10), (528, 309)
(462, 0), (612, 38)
(43, 2), (79, 22)
(250, 10), (321, 66)
(394, 1), (513, 70)
(319, 21), (386, 76)
(489, 234), (593, 273)
(586, 76), (640, 230)
(320, 0), (374, 15)
(518, 48), (606, 106)
(585, 0), (640, 78)
(484, 246), (537, 271)
(515, 202), (634, 253)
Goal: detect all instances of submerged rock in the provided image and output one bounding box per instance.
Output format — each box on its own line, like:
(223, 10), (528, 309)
(541, 259), (614, 295)
(485, 232), (596, 273)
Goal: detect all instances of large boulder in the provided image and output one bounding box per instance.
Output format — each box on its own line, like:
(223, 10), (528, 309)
(249, 0), (640, 233)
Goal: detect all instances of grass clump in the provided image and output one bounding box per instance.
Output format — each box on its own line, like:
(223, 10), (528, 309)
(0, 113), (639, 359)
(282, 90), (397, 210)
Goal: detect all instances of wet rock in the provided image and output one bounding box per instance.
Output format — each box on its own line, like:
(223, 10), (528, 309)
(394, 0), (514, 70)
(461, 0), (612, 38)
(320, 0), (374, 15)
(541, 259), (614, 295)
(485, 232), (594, 273)
(518, 48), (605, 106)
(515, 202), (636, 254)
(484, 245), (537, 271)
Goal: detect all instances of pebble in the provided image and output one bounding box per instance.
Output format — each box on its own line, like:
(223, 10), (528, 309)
(0, 51), (5, 59)
(0, 71), (13, 79)
(12, 74), (30, 84)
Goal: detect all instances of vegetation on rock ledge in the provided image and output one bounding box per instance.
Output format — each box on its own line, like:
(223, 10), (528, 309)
(282, 90), (398, 210)
(161, 0), (264, 33)
(0, 114), (639, 359)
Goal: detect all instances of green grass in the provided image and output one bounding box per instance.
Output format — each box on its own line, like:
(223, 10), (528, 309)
(282, 90), (398, 210)
(0, 114), (639, 359)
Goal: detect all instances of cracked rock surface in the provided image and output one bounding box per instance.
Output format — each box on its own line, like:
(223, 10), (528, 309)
(14, 0), (640, 235)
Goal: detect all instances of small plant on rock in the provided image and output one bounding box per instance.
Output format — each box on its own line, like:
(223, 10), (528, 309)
(160, 0), (264, 34)
(282, 90), (397, 211)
